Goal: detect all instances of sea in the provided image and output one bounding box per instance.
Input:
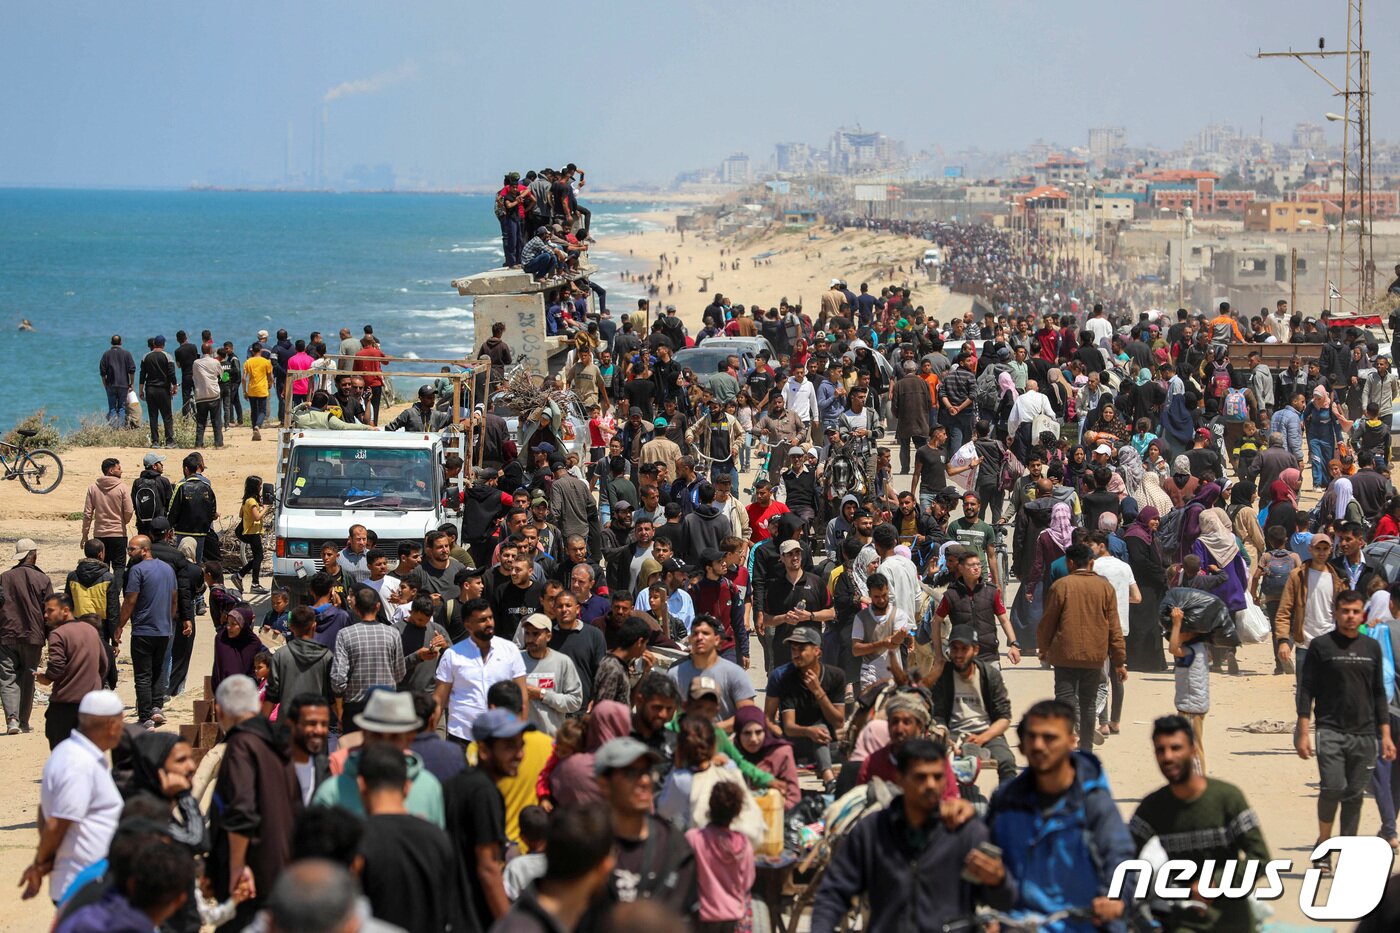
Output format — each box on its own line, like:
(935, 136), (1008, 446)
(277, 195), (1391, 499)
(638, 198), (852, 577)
(0, 189), (661, 427)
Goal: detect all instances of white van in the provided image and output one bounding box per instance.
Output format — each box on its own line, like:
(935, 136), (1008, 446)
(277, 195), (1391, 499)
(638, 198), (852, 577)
(922, 247), (943, 269)
(272, 429), (462, 596)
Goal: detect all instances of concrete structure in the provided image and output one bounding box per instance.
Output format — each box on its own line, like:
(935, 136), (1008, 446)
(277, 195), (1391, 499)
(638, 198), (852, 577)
(1092, 195), (1137, 222)
(451, 266), (590, 376)
(1244, 201), (1325, 234)
(1033, 155), (1088, 186)
(1088, 127), (1127, 163)
(721, 153), (751, 186)
(1293, 184), (1400, 219)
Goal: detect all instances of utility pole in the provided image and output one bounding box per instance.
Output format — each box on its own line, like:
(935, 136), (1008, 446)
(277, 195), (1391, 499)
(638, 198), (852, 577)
(1258, 0), (1375, 312)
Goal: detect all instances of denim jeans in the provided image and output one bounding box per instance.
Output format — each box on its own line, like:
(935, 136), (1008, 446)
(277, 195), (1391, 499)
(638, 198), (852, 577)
(523, 251), (556, 277)
(248, 395), (268, 429)
(710, 463), (740, 491)
(105, 384), (127, 424)
(1372, 714), (1400, 838)
(1309, 439), (1334, 489)
(1054, 666), (1101, 750)
(499, 215), (522, 266)
(132, 634), (170, 722)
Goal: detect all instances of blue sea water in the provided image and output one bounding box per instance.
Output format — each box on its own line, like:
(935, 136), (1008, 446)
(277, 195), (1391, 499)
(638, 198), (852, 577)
(0, 189), (658, 427)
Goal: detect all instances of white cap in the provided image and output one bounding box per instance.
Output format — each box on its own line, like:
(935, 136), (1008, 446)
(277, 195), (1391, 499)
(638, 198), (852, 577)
(1093, 444), (1113, 455)
(13, 538), (36, 557)
(830, 278), (842, 287)
(779, 539), (802, 554)
(78, 689), (124, 716)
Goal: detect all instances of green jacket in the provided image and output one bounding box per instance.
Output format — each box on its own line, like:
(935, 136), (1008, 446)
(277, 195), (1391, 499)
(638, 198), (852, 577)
(312, 748), (445, 827)
(666, 717), (773, 789)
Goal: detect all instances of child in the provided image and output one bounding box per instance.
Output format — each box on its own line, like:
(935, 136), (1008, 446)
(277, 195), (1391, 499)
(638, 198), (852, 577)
(1290, 513), (1315, 563)
(686, 780), (756, 933)
(261, 587), (291, 637)
(204, 561), (243, 628)
(503, 805), (550, 899)
(1168, 601), (1212, 774)
(1232, 419), (1262, 478)
(1251, 525), (1301, 629)
(400, 595), (450, 693)
(535, 717), (586, 809)
(252, 650), (273, 707)
(387, 574), (420, 626)
(1131, 418), (1158, 457)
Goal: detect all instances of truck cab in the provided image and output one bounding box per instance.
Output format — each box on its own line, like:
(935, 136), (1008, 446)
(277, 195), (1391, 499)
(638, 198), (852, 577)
(272, 428), (460, 597)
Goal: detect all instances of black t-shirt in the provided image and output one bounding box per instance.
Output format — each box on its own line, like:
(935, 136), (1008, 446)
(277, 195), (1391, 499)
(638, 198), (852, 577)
(359, 813), (465, 933)
(1184, 447), (1223, 481)
(445, 767), (507, 933)
(773, 662), (847, 728)
(746, 367), (776, 405)
(488, 580), (544, 640)
(551, 624), (606, 705)
(764, 570), (828, 618)
(914, 444), (948, 493)
(1081, 490), (1121, 533)
(608, 816), (698, 917)
(624, 379), (657, 420)
(174, 342), (199, 381)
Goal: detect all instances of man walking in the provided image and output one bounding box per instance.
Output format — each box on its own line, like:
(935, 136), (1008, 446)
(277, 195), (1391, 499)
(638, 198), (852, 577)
(36, 594), (108, 750)
(243, 342), (273, 440)
(0, 538), (53, 735)
(1037, 544), (1126, 750)
(892, 361), (932, 473)
(80, 458), (133, 590)
(115, 535), (177, 728)
(1296, 589), (1396, 869)
(166, 453), (217, 562)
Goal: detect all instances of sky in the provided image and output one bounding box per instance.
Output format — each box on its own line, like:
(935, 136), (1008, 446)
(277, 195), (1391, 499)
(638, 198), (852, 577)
(2, 0), (1397, 189)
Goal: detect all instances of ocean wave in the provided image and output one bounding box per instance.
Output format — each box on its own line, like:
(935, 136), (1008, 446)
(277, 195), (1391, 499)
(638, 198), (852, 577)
(400, 307), (473, 321)
(447, 245), (499, 254)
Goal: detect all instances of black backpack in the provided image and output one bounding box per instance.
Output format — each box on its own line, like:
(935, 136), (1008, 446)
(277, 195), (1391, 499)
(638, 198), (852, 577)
(132, 477), (166, 525)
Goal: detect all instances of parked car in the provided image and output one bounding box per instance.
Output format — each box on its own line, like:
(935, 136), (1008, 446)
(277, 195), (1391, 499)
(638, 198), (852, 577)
(674, 337), (774, 388)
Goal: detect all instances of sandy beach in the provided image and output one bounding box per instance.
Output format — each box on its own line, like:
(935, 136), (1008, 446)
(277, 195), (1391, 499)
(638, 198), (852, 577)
(0, 214), (1353, 930)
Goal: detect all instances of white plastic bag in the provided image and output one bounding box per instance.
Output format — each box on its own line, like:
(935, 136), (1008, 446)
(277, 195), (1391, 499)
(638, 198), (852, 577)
(1236, 593), (1270, 644)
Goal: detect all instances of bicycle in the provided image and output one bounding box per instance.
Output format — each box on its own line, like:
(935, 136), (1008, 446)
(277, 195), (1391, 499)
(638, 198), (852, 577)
(942, 907), (1099, 932)
(1, 429), (64, 494)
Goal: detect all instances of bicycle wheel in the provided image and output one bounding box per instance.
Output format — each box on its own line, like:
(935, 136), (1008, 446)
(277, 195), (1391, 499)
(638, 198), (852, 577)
(17, 448), (63, 494)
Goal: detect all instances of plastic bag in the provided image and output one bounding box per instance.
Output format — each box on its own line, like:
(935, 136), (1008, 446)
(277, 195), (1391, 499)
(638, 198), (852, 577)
(1159, 587), (1238, 646)
(1235, 593), (1270, 644)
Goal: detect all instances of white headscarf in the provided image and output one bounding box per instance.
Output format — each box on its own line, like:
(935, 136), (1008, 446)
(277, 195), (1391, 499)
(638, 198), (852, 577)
(1332, 476), (1355, 521)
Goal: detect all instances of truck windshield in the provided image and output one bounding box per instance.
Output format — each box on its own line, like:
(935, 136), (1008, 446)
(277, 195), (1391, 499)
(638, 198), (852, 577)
(284, 446), (436, 509)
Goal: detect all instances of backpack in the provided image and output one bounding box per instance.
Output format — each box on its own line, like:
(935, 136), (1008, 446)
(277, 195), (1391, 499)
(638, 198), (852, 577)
(998, 447), (1025, 493)
(1155, 507), (1186, 557)
(1260, 548), (1295, 598)
(1223, 387), (1248, 422)
(1209, 363), (1231, 400)
(493, 193), (509, 218)
(132, 477), (165, 525)
(974, 364), (1005, 414)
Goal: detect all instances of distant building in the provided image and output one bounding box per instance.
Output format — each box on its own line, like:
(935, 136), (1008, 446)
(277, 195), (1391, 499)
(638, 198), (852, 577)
(1244, 201), (1325, 233)
(1033, 155), (1088, 187)
(774, 142), (812, 174)
(721, 153), (751, 185)
(1293, 184), (1400, 219)
(1088, 127), (1127, 162)
(1292, 122), (1327, 151)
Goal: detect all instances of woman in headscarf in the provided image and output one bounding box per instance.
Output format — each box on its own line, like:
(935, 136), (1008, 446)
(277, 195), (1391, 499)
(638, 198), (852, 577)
(1163, 455), (1200, 510)
(1117, 445), (1147, 502)
(1262, 469), (1302, 541)
(550, 700), (632, 806)
(1304, 385), (1347, 489)
(1175, 482), (1222, 563)
(995, 371), (1019, 431)
(1123, 506), (1168, 671)
(1227, 480), (1267, 566)
(1143, 437), (1170, 480)
(1026, 502), (1075, 603)
(1139, 467), (1176, 517)
(1192, 506), (1250, 675)
(211, 606), (266, 692)
(1084, 403), (1132, 449)
(1159, 383), (1197, 460)
(732, 705), (798, 809)
(1320, 475), (1364, 530)
(120, 731), (212, 933)
(1064, 445), (1090, 494)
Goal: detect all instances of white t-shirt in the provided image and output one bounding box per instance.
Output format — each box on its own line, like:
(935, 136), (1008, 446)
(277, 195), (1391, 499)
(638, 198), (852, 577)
(951, 665), (991, 734)
(1302, 569), (1335, 647)
(41, 731), (123, 900)
(435, 636), (527, 739)
(851, 604), (912, 689)
(1092, 555), (1134, 635)
(1085, 316), (1115, 348)
(366, 575), (400, 618)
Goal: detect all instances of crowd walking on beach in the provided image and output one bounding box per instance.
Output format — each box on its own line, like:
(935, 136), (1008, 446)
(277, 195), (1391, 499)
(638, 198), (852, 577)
(21, 203), (1400, 932)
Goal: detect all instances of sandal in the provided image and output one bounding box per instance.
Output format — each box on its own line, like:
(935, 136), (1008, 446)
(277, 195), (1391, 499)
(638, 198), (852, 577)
(1108, 722), (1121, 735)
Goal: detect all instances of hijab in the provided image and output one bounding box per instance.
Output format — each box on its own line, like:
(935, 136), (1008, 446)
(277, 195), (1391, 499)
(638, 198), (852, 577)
(997, 371), (1019, 402)
(1136, 367), (1152, 386)
(550, 700), (633, 807)
(1046, 501), (1075, 550)
(1123, 505), (1160, 549)
(1269, 478), (1297, 506)
(732, 704), (789, 765)
(1139, 470), (1175, 515)
(1197, 507), (1241, 566)
(1117, 446), (1146, 498)
(1065, 445), (1088, 486)
(1160, 389), (1195, 445)
(128, 731), (207, 850)
(1332, 476), (1355, 521)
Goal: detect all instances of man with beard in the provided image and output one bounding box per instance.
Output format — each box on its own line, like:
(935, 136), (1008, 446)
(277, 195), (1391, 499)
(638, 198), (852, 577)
(1129, 716), (1271, 933)
(283, 692), (331, 805)
(434, 599), (527, 743)
(931, 626), (1017, 784)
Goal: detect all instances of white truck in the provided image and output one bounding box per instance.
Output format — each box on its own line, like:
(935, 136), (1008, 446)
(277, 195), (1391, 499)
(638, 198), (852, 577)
(271, 428), (464, 597)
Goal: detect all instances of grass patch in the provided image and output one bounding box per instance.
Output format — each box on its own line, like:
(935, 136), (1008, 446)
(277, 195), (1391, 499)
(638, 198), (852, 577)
(3, 411), (63, 450)
(7, 409), (201, 451)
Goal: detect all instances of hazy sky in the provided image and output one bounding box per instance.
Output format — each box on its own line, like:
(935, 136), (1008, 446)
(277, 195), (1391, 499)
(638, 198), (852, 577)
(3, 1), (1396, 188)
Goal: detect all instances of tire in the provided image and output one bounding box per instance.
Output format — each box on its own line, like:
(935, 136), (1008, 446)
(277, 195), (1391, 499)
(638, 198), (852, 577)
(17, 448), (63, 494)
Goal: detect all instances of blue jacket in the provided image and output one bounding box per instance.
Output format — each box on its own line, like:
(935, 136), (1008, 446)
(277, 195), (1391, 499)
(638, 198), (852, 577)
(817, 379), (845, 428)
(987, 751), (1136, 933)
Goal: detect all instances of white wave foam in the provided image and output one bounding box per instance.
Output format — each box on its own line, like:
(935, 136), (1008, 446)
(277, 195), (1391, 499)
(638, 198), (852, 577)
(401, 307), (472, 320)
(448, 245), (499, 254)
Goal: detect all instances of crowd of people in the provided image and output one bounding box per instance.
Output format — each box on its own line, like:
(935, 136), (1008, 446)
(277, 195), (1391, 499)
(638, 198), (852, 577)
(25, 245), (1400, 932)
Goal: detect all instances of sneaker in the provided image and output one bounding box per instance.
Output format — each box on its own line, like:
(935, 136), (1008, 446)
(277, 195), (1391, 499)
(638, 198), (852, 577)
(230, 573), (244, 593)
(140, 719), (156, 731)
(251, 429), (262, 442)
(251, 584), (269, 595)
(196, 596), (208, 616)
(151, 708), (167, 726)
(1092, 728), (1106, 746)
(1282, 654), (1296, 674)
(5, 720), (18, 735)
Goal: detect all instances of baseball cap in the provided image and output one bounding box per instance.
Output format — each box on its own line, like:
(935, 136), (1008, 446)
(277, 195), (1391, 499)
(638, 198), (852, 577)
(653, 417), (668, 428)
(522, 613), (553, 631)
(149, 516), (172, 534)
(779, 539), (802, 555)
(535, 442), (556, 454)
(417, 384), (438, 398)
(142, 452), (166, 468)
(948, 624), (978, 647)
(455, 565), (487, 584)
(594, 737), (663, 775)
(1093, 444), (1113, 455)
(530, 490), (547, 505)
(613, 500), (633, 512)
(13, 538), (36, 557)
(1195, 427), (1212, 440)
(660, 558), (686, 574)
(472, 708), (536, 742)
(688, 676), (720, 700)
(830, 278), (842, 287)
(784, 626), (823, 647)
(699, 547), (726, 565)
